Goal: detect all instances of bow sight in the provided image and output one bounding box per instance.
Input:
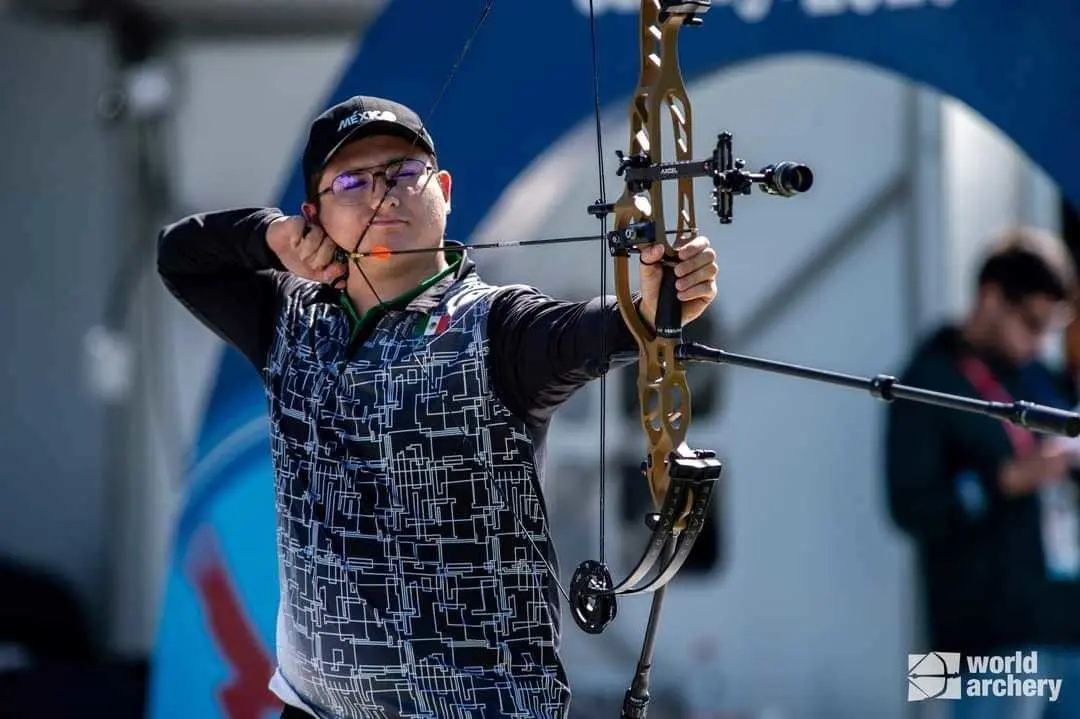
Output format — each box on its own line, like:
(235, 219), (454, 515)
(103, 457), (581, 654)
(711, 132), (814, 220)
(588, 132), (814, 232)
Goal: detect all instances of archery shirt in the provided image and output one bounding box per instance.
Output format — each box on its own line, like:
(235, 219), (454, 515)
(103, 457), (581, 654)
(156, 208), (640, 719)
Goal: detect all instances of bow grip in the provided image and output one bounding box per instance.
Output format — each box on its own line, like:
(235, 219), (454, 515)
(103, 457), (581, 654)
(655, 260), (682, 339)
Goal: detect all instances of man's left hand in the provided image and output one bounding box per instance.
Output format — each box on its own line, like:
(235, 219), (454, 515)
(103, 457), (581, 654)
(637, 236), (718, 331)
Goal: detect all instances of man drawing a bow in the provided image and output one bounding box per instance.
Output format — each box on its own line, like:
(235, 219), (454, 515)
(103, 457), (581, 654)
(157, 95), (719, 719)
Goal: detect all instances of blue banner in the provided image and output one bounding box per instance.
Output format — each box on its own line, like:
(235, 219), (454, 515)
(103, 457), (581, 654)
(149, 2), (1080, 717)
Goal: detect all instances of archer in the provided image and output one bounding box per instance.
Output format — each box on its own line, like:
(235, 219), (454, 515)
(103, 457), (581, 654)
(157, 94), (719, 719)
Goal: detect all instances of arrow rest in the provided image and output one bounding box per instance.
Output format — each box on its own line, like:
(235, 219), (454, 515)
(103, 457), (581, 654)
(607, 221), (657, 256)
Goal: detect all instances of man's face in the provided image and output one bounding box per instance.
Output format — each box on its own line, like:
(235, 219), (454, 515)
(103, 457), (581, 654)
(985, 286), (1072, 366)
(305, 134), (451, 263)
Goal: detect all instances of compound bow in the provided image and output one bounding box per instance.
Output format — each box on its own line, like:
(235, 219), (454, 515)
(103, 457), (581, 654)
(335, 2), (1080, 717)
(568, 2), (813, 715)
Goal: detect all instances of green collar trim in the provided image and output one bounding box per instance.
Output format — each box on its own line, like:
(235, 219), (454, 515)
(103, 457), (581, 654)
(338, 248), (462, 343)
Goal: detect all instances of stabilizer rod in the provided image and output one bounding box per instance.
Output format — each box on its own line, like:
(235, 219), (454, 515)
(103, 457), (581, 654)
(677, 341), (1080, 437)
(620, 533), (678, 719)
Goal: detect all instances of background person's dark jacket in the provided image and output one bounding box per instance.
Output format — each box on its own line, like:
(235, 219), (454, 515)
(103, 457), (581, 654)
(886, 323), (1080, 655)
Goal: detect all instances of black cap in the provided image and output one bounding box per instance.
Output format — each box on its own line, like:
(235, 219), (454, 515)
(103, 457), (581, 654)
(301, 95), (436, 197)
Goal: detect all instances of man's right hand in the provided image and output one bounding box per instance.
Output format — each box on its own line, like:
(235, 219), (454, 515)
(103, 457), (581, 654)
(999, 446), (1072, 496)
(266, 215), (347, 284)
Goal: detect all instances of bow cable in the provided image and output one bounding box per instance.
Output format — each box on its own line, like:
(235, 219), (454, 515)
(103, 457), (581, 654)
(587, 0), (610, 571)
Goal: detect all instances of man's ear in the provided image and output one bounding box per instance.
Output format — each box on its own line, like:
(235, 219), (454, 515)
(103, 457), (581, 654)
(436, 170), (452, 215)
(301, 201), (318, 225)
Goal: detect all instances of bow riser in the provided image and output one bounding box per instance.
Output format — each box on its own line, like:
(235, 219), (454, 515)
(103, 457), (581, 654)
(569, 3), (721, 646)
(613, 1), (701, 527)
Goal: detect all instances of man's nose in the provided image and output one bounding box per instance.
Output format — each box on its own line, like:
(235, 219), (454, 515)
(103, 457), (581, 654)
(365, 175), (399, 209)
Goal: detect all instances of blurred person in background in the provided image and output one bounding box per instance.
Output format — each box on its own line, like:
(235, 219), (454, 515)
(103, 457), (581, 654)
(156, 95), (719, 719)
(886, 227), (1080, 718)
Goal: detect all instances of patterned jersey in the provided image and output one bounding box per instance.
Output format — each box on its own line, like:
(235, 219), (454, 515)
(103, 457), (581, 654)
(266, 270), (568, 718)
(156, 208), (639, 719)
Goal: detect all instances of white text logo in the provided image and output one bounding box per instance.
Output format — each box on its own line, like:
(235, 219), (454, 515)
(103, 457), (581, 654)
(908, 651), (1063, 703)
(337, 109), (397, 133)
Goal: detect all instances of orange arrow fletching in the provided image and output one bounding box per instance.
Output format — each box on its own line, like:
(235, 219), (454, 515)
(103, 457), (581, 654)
(370, 245), (392, 261)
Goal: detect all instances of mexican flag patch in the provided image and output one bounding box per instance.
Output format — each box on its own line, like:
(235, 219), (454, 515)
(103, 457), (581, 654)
(417, 313), (450, 337)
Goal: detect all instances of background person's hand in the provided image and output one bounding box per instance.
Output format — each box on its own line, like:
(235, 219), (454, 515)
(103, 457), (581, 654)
(999, 444), (1072, 496)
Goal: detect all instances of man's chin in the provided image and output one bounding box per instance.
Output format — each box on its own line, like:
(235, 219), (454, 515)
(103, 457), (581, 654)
(359, 231), (410, 254)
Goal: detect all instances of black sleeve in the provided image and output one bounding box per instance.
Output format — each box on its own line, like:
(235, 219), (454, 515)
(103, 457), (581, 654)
(487, 285), (641, 425)
(156, 207), (292, 370)
(884, 360), (1010, 545)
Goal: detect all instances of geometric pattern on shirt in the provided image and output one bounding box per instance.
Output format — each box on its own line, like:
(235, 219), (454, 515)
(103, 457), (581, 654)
(262, 273), (570, 719)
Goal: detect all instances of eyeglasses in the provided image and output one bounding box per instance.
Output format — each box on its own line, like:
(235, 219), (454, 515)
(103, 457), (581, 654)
(318, 157), (434, 205)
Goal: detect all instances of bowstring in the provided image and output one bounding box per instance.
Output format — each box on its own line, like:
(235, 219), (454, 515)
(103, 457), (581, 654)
(586, 0), (609, 569)
(342, 1), (496, 307)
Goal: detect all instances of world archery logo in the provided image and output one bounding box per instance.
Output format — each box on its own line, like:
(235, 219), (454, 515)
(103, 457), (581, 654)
(908, 652), (962, 701)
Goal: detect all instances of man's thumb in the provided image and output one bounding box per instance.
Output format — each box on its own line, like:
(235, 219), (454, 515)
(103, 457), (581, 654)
(639, 245), (666, 284)
(323, 262), (348, 285)
(640, 245), (665, 264)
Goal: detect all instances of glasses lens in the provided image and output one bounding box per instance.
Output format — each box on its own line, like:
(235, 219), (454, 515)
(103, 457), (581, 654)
(328, 159), (429, 205)
(386, 159), (427, 183)
(331, 172), (370, 204)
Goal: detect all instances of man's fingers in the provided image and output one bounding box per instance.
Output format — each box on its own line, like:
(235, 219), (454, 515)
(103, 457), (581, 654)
(291, 222), (308, 249)
(323, 263), (348, 284)
(674, 256), (718, 282)
(286, 217), (310, 249)
(639, 245), (666, 264)
(296, 226), (326, 262)
(640, 239), (716, 269)
(675, 263), (718, 291)
(267, 215), (306, 252)
(310, 237), (339, 271)
(678, 280), (717, 302)
(266, 216), (348, 284)
(675, 246), (716, 275)
(676, 235), (710, 257)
